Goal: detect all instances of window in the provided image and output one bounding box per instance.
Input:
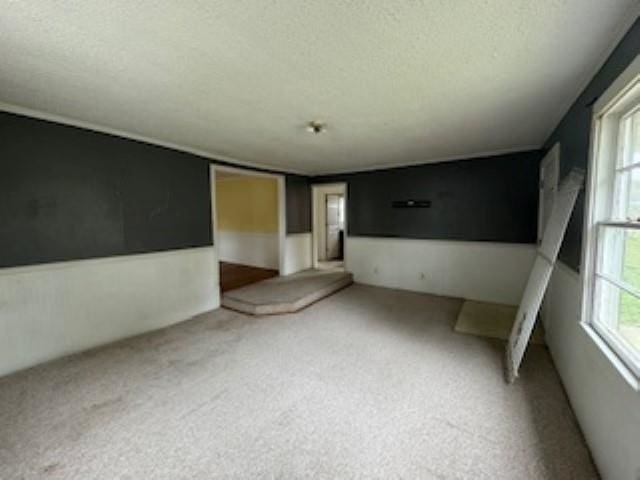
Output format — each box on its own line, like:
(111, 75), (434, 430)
(585, 55), (640, 379)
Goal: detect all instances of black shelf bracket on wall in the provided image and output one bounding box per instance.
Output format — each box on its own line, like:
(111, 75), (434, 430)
(392, 200), (431, 208)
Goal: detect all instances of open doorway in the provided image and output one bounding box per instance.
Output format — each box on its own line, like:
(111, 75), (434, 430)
(210, 165), (286, 293)
(312, 183), (347, 270)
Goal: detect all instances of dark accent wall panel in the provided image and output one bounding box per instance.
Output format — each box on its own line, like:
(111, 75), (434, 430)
(0, 112), (212, 268)
(543, 18), (640, 271)
(315, 150), (542, 243)
(285, 174), (312, 233)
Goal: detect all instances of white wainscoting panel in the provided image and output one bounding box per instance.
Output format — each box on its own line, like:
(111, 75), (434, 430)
(0, 246), (219, 377)
(218, 231), (279, 270)
(345, 236), (536, 305)
(283, 233), (312, 275)
(544, 262), (640, 480)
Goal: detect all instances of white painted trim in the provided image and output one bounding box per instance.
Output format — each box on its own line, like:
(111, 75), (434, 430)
(310, 145), (541, 176)
(210, 164), (286, 277)
(593, 54), (640, 114)
(0, 246), (213, 276)
(0, 102), (540, 177)
(0, 102), (541, 176)
(541, 1), (640, 144)
(278, 175), (287, 274)
(312, 183), (347, 268)
(210, 164), (220, 256)
(0, 102), (304, 175)
(347, 235), (537, 250)
(581, 323), (640, 392)
(581, 53), (640, 384)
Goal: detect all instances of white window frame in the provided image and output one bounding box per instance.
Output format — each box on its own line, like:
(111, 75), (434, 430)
(582, 54), (640, 384)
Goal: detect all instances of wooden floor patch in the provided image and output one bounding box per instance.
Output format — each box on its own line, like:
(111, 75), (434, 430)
(219, 262), (278, 292)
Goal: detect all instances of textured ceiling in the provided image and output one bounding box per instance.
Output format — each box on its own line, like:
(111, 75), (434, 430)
(1, 1), (637, 174)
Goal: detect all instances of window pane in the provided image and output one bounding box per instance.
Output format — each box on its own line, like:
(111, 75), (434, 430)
(619, 290), (640, 349)
(612, 170), (630, 220)
(597, 225), (640, 293)
(612, 167), (640, 221)
(620, 110), (640, 168)
(594, 278), (640, 354)
(594, 277), (620, 330)
(631, 111), (640, 166)
(630, 167), (640, 221)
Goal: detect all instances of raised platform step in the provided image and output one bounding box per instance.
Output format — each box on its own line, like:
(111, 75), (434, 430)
(221, 269), (354, 315)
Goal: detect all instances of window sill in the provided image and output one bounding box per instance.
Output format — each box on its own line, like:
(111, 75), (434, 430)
(580, 322), (640, 392)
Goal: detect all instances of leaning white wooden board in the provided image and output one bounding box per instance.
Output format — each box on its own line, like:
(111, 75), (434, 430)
(505, 167), (584, 383)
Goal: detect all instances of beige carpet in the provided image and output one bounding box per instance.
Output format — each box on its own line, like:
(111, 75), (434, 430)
(0, 285), (597, 479)
(455, 300), (545, 344)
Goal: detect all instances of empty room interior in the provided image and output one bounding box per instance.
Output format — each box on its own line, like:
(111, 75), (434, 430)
(1, 3), (640, 479)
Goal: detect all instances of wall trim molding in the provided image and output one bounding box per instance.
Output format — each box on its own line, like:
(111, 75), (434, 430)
(347, 235), (537, 249)
(0, 245), (214, 277)
(0, 102), (304, 175)
(312, 183), (347, 267)
(0, 103), (548, 178)
(311, 145), (541, 176)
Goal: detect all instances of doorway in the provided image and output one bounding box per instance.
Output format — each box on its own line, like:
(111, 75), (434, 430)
(210, 165), (286, 293)
(312, 183), (347, 270)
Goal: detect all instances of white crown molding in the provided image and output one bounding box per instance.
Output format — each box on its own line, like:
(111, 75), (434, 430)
(1, 101), (541, 177)
(312, 144), (542, 176)
(0, 102), (305, 176)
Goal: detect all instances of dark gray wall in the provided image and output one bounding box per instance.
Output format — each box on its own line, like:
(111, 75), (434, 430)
(285, 175), (312, 234)
(314, 150), (542, 243)
(0, 112), (314, 268)
(0, 112), (213, 268)
(26, 18), (639, 266)
(544, 18), (640, 271)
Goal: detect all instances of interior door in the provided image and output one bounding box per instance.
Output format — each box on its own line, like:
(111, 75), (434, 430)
(506, 168), (584, 382)
(538, 143), (560, 243)
(325, 194), (342, 260)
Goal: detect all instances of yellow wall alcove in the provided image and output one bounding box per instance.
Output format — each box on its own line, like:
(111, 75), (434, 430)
(215, 175), (278, 233)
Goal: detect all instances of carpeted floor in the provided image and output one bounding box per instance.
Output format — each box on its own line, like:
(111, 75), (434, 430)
(0, 285), (597, 479)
